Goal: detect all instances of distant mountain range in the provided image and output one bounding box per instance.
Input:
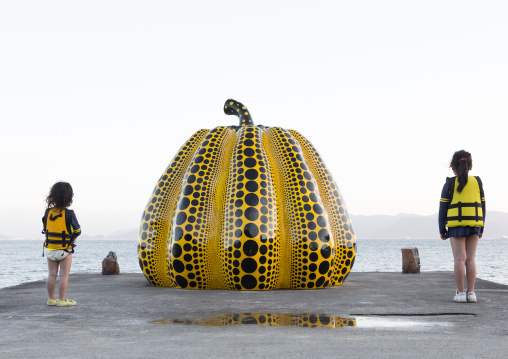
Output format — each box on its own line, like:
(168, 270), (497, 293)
(3, 212), (506, 240)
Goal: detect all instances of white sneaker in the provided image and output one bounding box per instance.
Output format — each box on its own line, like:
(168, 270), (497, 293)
(454, 291), (467, 303)
(467, 292), (477, 303)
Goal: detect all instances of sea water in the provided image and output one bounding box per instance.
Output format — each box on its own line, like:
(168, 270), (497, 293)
(0, 239), (506, 289)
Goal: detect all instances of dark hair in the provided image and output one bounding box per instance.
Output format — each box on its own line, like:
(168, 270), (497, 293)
(46, 182), (74, 209)
(450, 150), (472, 193)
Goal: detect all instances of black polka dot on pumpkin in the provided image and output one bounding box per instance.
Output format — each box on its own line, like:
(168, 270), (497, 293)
(244, 158), (256, 168)
(319, 261), (330, 275)
(179, 198), (190, 210)
(245, 169), (258, 180)
(245, 193), (259, 206)
(175, 275), (188, 288)
(244, 207), (259, 221)
(243, 240), (259, 256)
(320, 244), (331, 258)
(174, 227), (183, 241)
(172, 243), (182, 258)
(241, 258), (258, 273)
(173, 260), (185, 273)
(313, 204), (323, 214)
(245, 181), (258, 192)
(175, 212), (187, 225)
(241, 275), (257, 289)
(244, 223), (259, 238)
(318, 229), (329, 242)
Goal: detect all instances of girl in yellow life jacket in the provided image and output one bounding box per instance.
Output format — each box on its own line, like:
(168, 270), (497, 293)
(439, 150), (485, 304)
(42, 182), (81, 307)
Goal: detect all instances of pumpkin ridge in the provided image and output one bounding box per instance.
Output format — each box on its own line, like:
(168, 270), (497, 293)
(212, 129), (237, 289)
(167, 126), (235, 289)
(264, 127), (334, 289)
(288, 130), (357, 285)
(138, 129), (209, 287)
(263, 130), (289, 289)
(220, 126), (281, 290)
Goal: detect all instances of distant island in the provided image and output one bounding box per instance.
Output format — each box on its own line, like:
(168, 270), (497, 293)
(2, 212), (507, 240)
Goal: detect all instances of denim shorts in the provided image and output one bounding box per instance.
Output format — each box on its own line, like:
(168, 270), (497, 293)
(447, 226), (482, 238)
(44, 248), (72, 261)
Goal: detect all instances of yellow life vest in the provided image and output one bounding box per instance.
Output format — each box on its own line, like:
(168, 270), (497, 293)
(446, 176), (484, 228)
(42, 208), (76, 250)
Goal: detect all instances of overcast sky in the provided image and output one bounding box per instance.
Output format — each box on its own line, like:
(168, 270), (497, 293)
(1, 0), (507, 237)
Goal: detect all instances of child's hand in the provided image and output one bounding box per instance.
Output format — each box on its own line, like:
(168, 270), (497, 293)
(440, 233), (447, 240)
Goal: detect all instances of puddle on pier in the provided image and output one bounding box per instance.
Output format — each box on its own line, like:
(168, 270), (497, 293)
(150, 313), (455, 329)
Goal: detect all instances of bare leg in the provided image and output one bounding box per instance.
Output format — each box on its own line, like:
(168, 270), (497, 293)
(450, 237), (466, 292)
(47, 259), (59, 299)
(58, 254), (73, 301)
(465, 234), (479, 292)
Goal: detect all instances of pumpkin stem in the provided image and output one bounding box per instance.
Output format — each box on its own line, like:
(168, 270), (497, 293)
(224, 99), (254, 126)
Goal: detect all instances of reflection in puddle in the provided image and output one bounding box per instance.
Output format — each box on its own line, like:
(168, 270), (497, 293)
(151, 313), (356, 328)
(151, 313), (454, 330)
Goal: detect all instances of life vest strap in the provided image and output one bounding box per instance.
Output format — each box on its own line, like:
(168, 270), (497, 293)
(45, 231), (75, 240)
(448, 202), (482, 209)
(446, 216), (483, 222)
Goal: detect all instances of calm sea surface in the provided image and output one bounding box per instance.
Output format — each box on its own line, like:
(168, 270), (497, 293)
(1, 238), (507, 289)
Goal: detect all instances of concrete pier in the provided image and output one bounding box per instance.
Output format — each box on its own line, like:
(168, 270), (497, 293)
(1, 272), (507, 358)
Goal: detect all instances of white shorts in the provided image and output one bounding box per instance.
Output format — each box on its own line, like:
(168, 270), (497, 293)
(45, 248), (72, 261)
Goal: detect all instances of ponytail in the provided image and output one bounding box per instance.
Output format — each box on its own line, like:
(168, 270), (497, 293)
(450, 150), (472, 193)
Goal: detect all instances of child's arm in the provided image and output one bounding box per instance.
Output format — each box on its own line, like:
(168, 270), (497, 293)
(438, 181), (450, 239)
(70, 211), (81, 239)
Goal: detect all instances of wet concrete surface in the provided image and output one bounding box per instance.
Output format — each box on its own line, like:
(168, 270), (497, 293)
(1, 272), (507, 358)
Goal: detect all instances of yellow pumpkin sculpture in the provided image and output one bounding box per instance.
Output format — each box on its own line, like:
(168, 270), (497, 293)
(138, 99), (356, 290)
